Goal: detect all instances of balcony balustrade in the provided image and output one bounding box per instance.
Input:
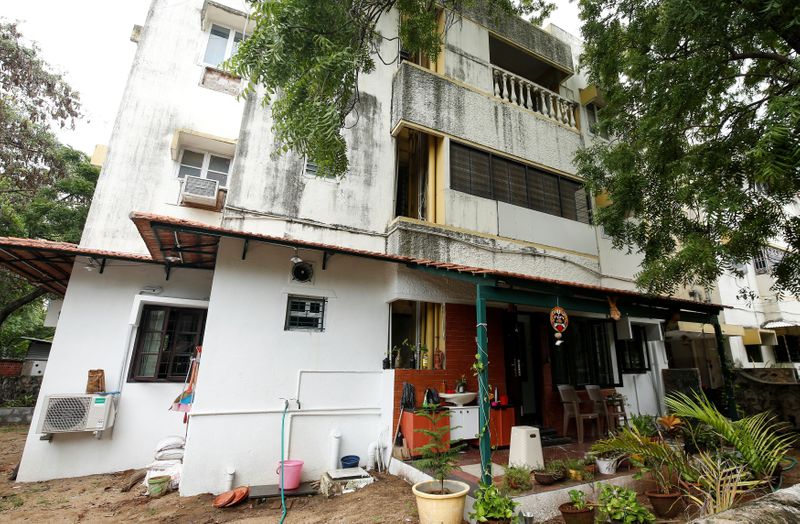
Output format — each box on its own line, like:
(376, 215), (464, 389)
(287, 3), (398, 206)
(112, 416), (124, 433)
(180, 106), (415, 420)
(491, 66), (579, 130)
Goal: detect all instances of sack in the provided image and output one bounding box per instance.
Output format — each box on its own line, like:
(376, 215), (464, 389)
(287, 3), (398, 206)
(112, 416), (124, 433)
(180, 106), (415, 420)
(86, 369), (105, 394)
(155, 448), (184, 461)
(155, 435), (185, 452)
(144, 461), (182, 492)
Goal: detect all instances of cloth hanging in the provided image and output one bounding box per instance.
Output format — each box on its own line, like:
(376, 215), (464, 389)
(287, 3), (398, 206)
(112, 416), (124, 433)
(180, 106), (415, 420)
(171, 346), (202, 421)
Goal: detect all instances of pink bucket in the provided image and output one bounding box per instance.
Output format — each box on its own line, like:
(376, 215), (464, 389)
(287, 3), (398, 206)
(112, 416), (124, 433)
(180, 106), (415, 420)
(276, 460), (304, 490)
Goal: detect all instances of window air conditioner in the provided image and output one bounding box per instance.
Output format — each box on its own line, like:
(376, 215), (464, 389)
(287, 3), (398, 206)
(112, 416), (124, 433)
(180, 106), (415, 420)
(180, 175), (219, 207)
(36, 394), (117, 439)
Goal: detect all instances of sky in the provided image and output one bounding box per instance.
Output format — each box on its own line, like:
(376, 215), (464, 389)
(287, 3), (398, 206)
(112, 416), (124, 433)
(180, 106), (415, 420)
(3, 0), (582, 156)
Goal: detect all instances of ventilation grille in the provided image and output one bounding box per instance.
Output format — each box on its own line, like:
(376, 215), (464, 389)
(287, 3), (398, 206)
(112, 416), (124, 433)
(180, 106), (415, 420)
(183, 175), (218, 198)
(41, 396), (91, 433)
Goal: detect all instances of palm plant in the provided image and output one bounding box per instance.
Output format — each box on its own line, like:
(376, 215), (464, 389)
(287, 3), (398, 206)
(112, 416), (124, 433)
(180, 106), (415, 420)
(666, 392), (797, 480)
(683, 451), (762, 516)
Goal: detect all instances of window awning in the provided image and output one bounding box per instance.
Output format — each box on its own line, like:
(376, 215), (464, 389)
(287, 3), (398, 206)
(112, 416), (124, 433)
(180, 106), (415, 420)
(665, 321), (745, 339)
(742, 328), (779, 346)
(0, 237), (154, 295)
(130, 211), (724, 321)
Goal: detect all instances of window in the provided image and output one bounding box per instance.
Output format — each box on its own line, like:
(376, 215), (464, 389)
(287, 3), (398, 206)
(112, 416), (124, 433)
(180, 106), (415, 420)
(753, 247), (785, 275)
(745, 344), (764, 363)
(551, 319), (618, 387)
(203, 24), (243, 68)
(616, 325), (650, 373)
(303, 158), (318, 177)
(285, 295), (326, 332)
(775, 335), (800, 363)
(450, 142), (592, 224)
(585, 103), (609, 139)
(178, 149), (231, 187)
(130, 306), (206, 382)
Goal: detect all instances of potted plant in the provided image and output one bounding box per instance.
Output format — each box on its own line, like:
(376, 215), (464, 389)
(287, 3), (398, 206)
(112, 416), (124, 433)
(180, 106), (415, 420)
(591, 426), (688, 518)
(502, 464), (533, 493)
(565, 458), (594, 482)
(411, 405), (469, 524)
(558, 489), (595, 524)
(469, 483), (518, 523)
(533, 460), (566, 485)
(595, 483), (655, 523)
(630, 414), (657, 439)
(592, 450), (624, 475)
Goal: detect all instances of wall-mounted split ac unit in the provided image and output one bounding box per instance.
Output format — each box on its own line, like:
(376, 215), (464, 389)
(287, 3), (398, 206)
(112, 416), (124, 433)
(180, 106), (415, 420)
(180, 175), (219, 207)
(36, 394), (117, 439)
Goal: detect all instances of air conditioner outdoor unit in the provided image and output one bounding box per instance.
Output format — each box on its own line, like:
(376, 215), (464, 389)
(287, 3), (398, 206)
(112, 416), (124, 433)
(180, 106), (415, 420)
(36, 394), (117, 438)
(180, 175), (219, 207)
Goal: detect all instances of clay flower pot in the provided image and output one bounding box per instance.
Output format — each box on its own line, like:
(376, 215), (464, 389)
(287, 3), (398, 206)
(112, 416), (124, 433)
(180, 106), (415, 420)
(559, 502), (596, 524)
(533, 471), (564, 485)
(646, 490), (683, 518)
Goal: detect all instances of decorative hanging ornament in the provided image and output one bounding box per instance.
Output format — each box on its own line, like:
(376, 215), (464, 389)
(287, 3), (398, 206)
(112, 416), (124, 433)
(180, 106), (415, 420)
(550, 306), (569, 340)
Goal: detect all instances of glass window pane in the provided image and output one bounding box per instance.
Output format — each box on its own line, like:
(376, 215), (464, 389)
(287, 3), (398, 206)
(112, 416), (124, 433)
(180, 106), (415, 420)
(146, 309), (166, 331)
(233, 31), (244, 55)
(204, 25), (230, 66)
(178, 165), (202, 179)
(142, 332), (163, 354)
(208, 155), (231, 173)
(180, 150), (204, 168)
(137, 354), (158, 377)
(206, 171), (228, 186)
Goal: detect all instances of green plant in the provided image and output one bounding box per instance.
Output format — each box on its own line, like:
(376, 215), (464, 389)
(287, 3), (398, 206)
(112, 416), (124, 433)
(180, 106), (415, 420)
(667, 391), (797, 480)
(469, 483), (518, 523)
(1, 394), (35, 408)
(413, 404), (465, 495)
(630, 414), (657, 438)
(540, 459), (567, 475)
(503, 464), (533, 493)
(683, 451), (763, 516)
(0, 494), (24, 511)
(681, 420), (720, 454)
(568, 489), (590, 510)
(596, 484), (655, 523)
(592, 427), (690, 494)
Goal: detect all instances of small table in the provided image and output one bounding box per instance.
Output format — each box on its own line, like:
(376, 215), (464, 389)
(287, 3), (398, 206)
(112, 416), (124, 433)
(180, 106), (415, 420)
(604, 395), (628, 431)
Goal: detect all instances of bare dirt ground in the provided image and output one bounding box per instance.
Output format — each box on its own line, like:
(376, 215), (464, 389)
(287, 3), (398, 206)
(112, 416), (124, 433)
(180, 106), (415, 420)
(0, 425), (419, 523)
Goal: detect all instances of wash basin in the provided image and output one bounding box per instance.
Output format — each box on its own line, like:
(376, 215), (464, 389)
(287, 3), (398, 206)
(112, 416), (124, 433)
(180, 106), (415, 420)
(439, 392), (477, 406)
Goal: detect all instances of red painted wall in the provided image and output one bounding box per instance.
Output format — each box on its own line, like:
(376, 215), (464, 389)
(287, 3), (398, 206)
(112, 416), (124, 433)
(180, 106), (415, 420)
(0, 359), (23, 377)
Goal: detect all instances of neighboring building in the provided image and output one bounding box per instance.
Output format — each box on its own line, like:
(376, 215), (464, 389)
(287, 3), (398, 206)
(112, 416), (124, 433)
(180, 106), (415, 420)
(0, 0), (726, 494)
(20, 337), (52, 377)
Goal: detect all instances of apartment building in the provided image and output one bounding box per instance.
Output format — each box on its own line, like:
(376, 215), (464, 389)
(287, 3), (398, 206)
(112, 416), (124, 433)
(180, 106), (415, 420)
(1, 0), (725, 494)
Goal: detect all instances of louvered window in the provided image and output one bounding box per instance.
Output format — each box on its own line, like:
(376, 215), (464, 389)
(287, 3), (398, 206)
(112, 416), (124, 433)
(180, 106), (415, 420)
(450, 141), (591, 224)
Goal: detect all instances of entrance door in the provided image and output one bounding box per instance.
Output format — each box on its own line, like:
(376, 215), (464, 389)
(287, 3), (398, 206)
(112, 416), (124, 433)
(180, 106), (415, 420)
(503, 312), (542, 426)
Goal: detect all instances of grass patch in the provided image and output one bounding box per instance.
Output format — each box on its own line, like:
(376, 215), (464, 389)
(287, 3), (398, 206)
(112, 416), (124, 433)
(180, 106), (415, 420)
(0, 494), (24, 511)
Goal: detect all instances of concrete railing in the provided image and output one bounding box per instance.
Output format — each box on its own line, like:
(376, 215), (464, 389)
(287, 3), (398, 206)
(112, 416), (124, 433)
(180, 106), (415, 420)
(491, 66), (579, 130)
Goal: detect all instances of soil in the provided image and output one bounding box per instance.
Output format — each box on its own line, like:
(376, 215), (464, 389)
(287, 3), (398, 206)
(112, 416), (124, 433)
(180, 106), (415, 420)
(0, 425), (420, 523)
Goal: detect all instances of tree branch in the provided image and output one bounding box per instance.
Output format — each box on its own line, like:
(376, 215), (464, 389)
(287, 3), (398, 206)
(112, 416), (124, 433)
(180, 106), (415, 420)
(0, 287), (47, 327)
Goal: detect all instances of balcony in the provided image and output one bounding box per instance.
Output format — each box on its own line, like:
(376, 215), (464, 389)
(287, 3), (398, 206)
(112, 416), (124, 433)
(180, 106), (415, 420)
(391, 63), (582, 176)
(491, 65), (578, 130)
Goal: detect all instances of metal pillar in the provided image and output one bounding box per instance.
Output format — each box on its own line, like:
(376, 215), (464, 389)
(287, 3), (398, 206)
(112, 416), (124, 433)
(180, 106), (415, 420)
(476, 285), (492, 486)
(710, 316), (738, 420)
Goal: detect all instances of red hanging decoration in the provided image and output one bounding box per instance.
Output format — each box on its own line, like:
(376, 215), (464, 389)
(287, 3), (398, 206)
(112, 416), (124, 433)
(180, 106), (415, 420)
(550, 306), (569, 340)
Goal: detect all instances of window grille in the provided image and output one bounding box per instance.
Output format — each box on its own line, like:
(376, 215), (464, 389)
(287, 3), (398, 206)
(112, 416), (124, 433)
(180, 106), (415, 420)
(753, 247), (785, 275)
(303, 159), (318, 177)
(286, 296), (326, 331)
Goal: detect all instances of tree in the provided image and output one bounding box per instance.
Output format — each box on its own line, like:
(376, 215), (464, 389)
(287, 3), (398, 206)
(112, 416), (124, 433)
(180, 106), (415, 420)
(229, 0), (554, 178)
(0, 21), (92, 356)
(575, 0), (800, 297)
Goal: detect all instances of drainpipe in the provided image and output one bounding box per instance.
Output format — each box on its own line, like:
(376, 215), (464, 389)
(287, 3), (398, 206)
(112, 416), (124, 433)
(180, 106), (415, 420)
(476, 285), (492, 486)
(710, 316), (738, 420)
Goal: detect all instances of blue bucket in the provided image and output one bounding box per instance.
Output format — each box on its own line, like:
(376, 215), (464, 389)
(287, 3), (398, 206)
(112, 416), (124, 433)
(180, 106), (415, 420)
(341, 455), (360, 469)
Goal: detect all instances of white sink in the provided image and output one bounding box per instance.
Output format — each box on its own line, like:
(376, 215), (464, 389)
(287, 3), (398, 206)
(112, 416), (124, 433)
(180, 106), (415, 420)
(439, 392), (477, 406)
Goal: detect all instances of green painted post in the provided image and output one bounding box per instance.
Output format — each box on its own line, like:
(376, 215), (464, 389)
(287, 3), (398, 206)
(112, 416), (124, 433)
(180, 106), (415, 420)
(710, 316), (738, 420)
(476, 285), (492, 486)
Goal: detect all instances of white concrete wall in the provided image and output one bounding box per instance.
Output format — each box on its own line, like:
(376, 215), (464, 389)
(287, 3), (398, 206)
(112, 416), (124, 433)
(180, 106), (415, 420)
(18, 259), (213, 481)
(179, 238), (398, 495)
(81, 0), (248, 254)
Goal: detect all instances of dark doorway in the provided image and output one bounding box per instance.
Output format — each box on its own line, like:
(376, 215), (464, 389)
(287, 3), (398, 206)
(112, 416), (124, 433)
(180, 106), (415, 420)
(503, 311), (543, 426)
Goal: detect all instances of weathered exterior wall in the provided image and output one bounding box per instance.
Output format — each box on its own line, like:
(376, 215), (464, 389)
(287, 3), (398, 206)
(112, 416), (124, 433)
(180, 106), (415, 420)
(17, 260), (213, 481)
(733, 368), (800, 429)
(392, 63), (582, 176)
(80, 0), (248, 254)
(0, 407), (35, 425)
(0, 376), (42, 404)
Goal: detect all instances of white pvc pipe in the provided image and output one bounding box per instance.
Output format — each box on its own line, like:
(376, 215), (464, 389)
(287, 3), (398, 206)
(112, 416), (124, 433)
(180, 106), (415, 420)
(224, 467), (235, 491)
(367, 441), (377, 471)
(329, 429), (342, 471)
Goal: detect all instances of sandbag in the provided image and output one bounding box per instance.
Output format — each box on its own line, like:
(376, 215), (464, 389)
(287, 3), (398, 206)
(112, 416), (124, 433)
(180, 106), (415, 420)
(155, 435), (185, 452)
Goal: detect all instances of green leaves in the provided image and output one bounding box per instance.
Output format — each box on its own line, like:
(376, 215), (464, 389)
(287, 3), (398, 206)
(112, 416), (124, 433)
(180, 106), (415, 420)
(596, 484), (655, 523)
(577, 0), (800, 296)
(230, 1), (554, 179)
(469, 483), (518, 522)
